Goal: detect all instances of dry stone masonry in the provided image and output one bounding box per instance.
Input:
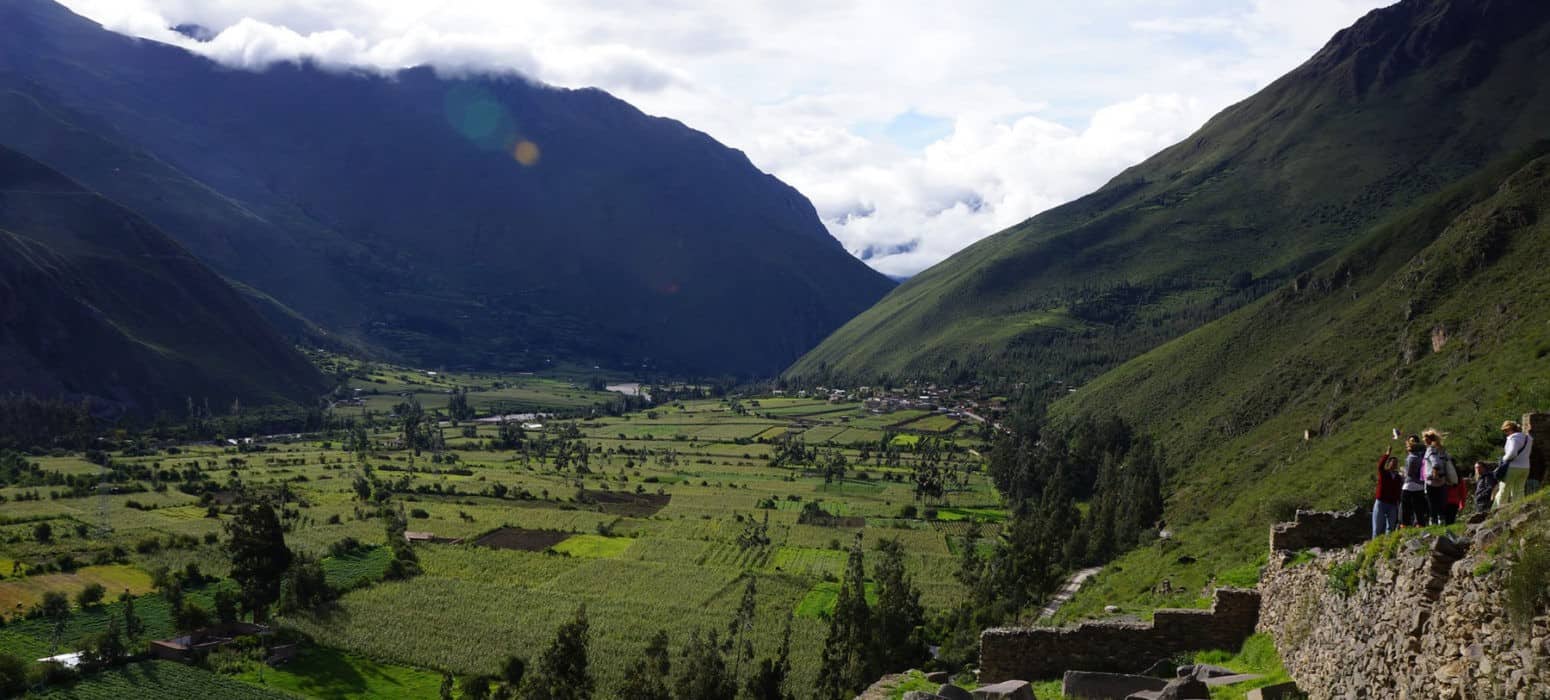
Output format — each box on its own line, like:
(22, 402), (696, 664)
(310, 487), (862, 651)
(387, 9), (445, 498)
(1257, 511), (1549, 699)
(1269, 508), (1371, 552)
(978, 588), (1261, 683)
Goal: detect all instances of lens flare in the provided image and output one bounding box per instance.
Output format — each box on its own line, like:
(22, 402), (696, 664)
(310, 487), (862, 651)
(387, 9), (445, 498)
(513, 140), (541, 166)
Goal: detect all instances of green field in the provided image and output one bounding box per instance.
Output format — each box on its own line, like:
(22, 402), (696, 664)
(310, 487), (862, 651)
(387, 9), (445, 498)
(0, 393), (995, 697)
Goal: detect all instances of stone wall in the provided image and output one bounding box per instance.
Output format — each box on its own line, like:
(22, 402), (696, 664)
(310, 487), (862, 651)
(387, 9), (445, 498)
(978, 588), (1261, 683)
(1269, 508), (1370, 552)
(1257, 513), (1549, 699)
(1525, 412), (1548, 482)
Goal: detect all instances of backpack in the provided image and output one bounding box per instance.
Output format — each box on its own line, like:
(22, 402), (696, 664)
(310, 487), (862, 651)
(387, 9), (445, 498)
(1429, 450), (1459, 487)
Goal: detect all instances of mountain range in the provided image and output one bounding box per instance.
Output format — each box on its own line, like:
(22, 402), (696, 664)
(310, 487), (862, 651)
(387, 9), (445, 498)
(0, 144), (326, 412)
(0, 0), (894, 387)
(787, 0), (1550, 390)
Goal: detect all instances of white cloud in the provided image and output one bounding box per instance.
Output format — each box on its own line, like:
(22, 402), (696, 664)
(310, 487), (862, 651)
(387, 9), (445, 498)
(56, 0), (1394, 277)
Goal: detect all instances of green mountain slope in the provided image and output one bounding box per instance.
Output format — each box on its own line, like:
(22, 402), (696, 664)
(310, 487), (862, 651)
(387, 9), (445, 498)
(1051, 143), (1550, 618)
(0, 0), (894, 377)
(788, 0), (1550, 387)
(0, 145), (327, 412)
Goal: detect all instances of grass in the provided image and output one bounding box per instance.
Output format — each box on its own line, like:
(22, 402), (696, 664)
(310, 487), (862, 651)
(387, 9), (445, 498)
(234, 645), (444, 699)
(0, 564), (154, 613)
(1189, 634), (1294, 700)
(33, 661), (292, 699)
(794, 581), (878, 619)
(1056, 147), (1550, 620)
(550, 534), (635, 558)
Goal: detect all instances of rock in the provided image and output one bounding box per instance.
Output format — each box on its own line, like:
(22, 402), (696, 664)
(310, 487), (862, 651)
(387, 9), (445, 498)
(1105, 605), (1121, 614)
(971, 680), (1034, 700)
(936, 684), (974, 700)
(924, 671), (951, 683)
(1176, 664), (1234, 679)
(1156, 677), (1210, 700)
(1062, 671), (1167, 699)
(1140, 659), (1175, 678)
(1434, 659), (1466, 682)
(1245, 682), (1304, 700)
(903, 693), (948, 700)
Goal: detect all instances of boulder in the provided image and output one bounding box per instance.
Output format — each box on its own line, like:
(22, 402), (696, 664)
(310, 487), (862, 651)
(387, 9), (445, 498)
(971, 679), (1035, 700)
(903, 692), (949, 700)
(937, 683), (974, 700)
(1062, 670), (1168, 699)
(1156, 676), (1210, 699)
(1175, 664), (1234, 679)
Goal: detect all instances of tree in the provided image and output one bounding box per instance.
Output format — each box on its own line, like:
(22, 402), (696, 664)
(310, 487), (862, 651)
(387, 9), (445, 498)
(521, 604), (593, 700)
(33, 521), (52, 543)
(502, 656), (528, 687)
(214, 588), (240, 624)
(727, 576), (758, 681)
(175, 602), (212, 633)
(440, 672), (455, 700)
(673, 628), (736, 700)
(0, 651), (26, 697)
(617, 630), (672, 700)
(746, 615), (794, 700)
(122, 594), (144, 640)
(447, 389), (475, 422)
(278, 555), (336, 614)
(815, 535), (872, 700)
(39, 591), (71, 623)
(226, 500), (293, 623)
(460, 674), (493, 700)
(76, 583), (106, 608)
(85, 615), (126, 667)
(871, 538), (927, 672)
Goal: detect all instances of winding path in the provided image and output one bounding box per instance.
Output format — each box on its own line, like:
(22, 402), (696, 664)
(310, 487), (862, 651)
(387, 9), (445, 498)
(1038, 566), (1103, 619)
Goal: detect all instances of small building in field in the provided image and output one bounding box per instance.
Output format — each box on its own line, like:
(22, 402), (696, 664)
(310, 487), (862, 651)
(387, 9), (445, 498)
(403, 531), (436, 544)
(149, 622), (271, 661)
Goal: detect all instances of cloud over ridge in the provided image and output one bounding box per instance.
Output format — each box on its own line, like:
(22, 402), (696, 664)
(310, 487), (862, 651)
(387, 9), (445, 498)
(59, 0), (1391, 277)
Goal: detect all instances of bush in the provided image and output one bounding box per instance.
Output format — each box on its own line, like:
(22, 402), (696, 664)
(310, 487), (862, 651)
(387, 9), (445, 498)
(1507, 537), (1550, 629)
(76, 583), (106, 608)
(409, 508), (430, 519)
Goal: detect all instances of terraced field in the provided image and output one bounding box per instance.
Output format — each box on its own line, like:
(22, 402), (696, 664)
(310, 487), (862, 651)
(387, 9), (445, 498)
(0, 387), (999, 697)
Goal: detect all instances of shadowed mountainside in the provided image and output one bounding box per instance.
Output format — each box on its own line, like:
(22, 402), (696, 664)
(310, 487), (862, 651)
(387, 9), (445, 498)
(0, 0), (894, 377)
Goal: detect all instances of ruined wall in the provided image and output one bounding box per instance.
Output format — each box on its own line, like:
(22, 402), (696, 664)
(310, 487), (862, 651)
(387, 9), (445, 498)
(1257, 514), (1549, 699)
(1269, 508), (1371, 552)
(978, 588), (1261, 683)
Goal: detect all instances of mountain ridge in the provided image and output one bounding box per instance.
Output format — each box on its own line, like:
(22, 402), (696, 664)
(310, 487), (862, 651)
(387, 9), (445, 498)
(787, 0), (1550, 389)
(0, 144), (328, 412)
(0, 0), (894, 377)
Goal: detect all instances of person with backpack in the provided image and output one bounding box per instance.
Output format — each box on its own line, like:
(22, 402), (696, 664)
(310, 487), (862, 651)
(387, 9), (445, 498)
(1493, 420), (1534, 508)
(1400, 435), (1429, 527)
(1422, 429), (1458, 525)
(1372, 446), (1403, 538)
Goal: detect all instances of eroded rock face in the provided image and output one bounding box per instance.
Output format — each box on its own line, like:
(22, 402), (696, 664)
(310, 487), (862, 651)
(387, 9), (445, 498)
(1258, 525), (1549, 699)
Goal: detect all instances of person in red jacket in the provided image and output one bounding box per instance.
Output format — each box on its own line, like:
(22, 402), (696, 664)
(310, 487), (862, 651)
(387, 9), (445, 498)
(1372, 446), (1403, 538)
(1444, 469), (1470, 525)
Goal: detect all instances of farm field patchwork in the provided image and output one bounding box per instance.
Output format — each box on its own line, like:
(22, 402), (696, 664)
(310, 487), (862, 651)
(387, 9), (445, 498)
(0, 388), (999, 697)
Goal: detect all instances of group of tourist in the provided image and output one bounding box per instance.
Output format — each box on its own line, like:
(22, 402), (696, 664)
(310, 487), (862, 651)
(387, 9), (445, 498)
(1371, 420), (1537, 538)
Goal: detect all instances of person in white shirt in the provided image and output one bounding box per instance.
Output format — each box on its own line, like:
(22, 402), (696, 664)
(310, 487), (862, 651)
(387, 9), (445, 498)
(1493, 420), (1533, 508)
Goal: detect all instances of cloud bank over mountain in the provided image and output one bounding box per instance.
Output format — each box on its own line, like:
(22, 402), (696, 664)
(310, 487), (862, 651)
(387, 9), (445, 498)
(59, 0), (1391, 276)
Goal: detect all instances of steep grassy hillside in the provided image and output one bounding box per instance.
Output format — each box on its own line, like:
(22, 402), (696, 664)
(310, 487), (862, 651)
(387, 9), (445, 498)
(1052, 144), (1550, 619)
(0, 0), (894, 376)
(789, 0), (1550, 387)
(0, 145), (327, 412)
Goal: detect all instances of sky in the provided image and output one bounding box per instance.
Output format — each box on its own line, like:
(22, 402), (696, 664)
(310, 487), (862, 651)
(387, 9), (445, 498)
(58, 0), (1394, 278)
